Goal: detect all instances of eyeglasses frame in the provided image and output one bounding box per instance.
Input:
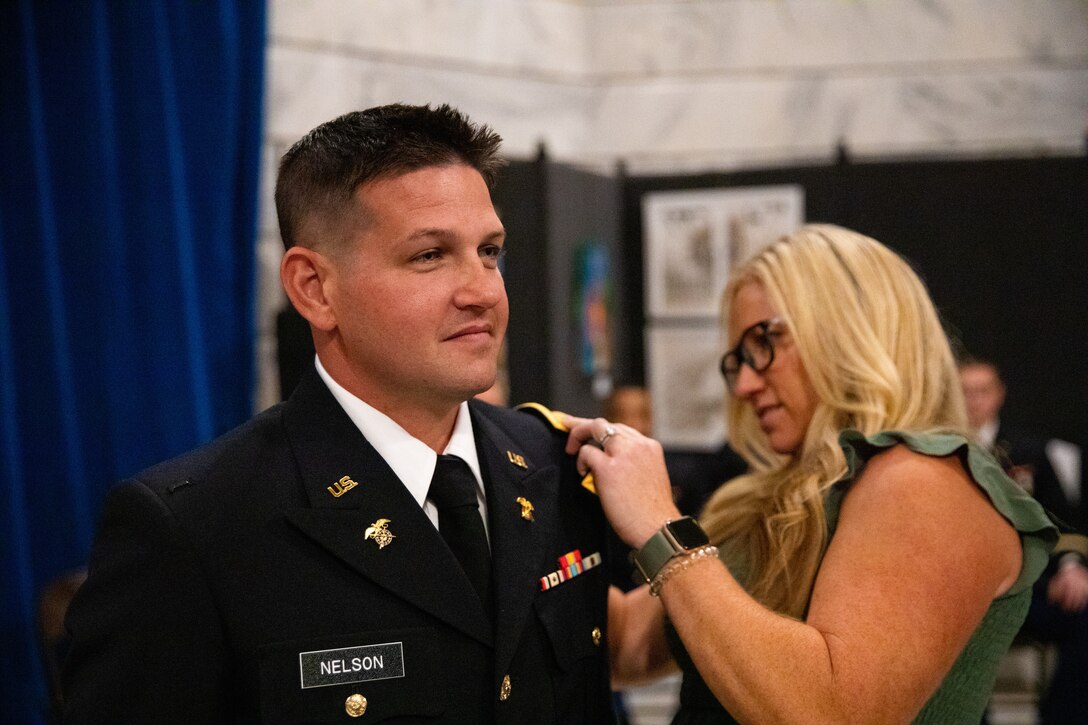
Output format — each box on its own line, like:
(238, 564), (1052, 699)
(719, 317), (785, 391)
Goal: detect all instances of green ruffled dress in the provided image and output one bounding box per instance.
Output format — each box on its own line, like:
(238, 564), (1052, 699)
(664, 430), (1059, 725)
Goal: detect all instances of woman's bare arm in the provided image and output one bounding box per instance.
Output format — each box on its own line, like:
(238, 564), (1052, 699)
(567, 418), (1021, 724)
(607, 585), (678, 687)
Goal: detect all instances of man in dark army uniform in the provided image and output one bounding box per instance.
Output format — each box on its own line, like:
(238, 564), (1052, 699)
(63, 104), (614, 724)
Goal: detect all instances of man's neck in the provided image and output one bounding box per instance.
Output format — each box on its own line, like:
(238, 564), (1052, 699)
(316, 354), (461, 453)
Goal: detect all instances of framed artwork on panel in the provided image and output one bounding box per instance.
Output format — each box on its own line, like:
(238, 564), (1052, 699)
(646, 325), (728, 449)
(642, 185), (804, 319)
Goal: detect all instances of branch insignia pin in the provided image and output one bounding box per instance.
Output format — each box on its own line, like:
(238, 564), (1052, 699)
(328, 475), (358, 498)
(515, 497), (534, 521)
(364, 518), (395, 549)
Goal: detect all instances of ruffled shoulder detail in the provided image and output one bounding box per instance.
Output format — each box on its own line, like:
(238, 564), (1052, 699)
(832, 429), (1059, 596)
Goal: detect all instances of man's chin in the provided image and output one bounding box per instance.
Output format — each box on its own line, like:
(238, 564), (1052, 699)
(471, 377), (507, 406)
(468, 376), (498, 399)
(445, 371), (498, 403)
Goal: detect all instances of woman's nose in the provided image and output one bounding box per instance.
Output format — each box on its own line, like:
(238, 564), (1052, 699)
(731, 362), (765, 398)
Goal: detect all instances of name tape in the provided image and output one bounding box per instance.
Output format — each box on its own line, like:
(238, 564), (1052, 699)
(299, 641), (405, 689)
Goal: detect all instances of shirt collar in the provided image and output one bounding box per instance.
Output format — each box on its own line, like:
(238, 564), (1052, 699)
(314, 356), (485, 508)
(977, 418), (999, 451)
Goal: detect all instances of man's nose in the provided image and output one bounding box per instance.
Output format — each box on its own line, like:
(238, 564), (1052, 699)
(454, 259), (504, 309)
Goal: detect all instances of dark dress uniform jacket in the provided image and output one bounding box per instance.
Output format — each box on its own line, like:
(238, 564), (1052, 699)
(62, 372), (614, 724)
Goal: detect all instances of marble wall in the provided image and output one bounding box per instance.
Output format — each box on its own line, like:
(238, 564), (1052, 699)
(254, 0), (1088, 408)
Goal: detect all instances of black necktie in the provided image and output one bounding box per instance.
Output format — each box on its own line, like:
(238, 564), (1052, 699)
(429, 455), (492, 617)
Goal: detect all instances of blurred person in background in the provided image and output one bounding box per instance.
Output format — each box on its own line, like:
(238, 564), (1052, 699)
(960, 358), (1088, 724)
(959, 358), (1082, 529)
(605, 386), (655, 437)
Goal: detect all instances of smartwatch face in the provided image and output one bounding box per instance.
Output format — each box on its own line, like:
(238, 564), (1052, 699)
(667, 517), (710, 548)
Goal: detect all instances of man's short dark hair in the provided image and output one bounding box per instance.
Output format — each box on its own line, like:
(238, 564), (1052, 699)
(275, 103), (505, 250)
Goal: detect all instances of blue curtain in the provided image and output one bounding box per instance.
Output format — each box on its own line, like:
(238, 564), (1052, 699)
(0, 1), (265, 720)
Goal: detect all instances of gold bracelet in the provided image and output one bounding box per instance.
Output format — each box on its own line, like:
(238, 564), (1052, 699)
(649, 545), (719, 597)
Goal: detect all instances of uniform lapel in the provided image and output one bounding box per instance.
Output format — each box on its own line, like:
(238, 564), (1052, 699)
(471, 404), (558, 676)
(280, 372), (492, 646)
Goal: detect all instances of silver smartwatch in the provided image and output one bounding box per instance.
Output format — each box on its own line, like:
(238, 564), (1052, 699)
(633, 516), (710, 584)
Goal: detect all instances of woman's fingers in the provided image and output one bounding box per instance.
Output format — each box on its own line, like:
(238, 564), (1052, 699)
(563, 414), (647, 454)
(575, 441), (606, 477)
(564, 415), (615, 454)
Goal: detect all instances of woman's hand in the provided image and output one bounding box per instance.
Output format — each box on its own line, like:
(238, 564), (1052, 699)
(563, 415), (682, 549)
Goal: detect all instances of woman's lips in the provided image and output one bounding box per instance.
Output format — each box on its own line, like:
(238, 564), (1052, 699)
(756, 403), (781, 428)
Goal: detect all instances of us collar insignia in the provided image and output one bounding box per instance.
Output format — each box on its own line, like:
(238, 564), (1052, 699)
(506, 450), (527, 469)
(364, 519), (395, 549)
(539, 549), (602, 590)
(328, 475), (359, 498)
(515, 496), (534, 521)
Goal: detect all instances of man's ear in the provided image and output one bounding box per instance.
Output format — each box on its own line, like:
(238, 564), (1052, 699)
(280, 246), (337, 332)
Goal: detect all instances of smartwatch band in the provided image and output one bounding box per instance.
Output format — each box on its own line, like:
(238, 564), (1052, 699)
(633, 516), (710, 584)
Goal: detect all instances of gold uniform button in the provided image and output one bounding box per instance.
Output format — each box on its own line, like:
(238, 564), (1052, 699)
(345, 693), (367, 717)
(499, 674), (512, 701)
(591, 626), (602, 647)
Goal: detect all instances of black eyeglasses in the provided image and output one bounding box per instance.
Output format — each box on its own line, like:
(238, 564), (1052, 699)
(720, 318), (784, 392)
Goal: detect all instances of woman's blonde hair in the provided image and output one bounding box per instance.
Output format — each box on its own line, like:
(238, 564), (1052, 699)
(699, 224), (967, 617)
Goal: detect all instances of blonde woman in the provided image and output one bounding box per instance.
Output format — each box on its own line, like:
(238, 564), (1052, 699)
(567, 225), (1057, 724)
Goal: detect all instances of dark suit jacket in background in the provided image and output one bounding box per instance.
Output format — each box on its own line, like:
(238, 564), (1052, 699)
(994, 427), (1088, 723)
(995, 423), (1084, 533)
(63, 372), (613, 724)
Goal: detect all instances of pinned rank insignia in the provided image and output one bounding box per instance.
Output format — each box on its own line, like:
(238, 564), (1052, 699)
(539, 549), (602, 590)
(515, 496), (534, 521)
(328, 475), (359, 498)
(364, 519), (395, 549)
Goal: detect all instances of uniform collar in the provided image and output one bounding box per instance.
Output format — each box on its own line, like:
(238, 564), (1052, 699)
(314, 356), (486, 513)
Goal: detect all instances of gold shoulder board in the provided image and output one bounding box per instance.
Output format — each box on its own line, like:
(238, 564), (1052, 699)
(515, 402), (597, 496)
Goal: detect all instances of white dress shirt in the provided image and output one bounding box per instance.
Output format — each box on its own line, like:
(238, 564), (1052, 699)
(977, 418), (999, 451)
(315, 356), (490, 541)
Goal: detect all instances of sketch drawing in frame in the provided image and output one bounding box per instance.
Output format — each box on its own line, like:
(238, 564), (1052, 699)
(642, 185), (804, 320)
(646, 325), (729, 449)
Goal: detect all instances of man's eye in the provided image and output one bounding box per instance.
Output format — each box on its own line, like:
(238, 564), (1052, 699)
(414, 249), (442, 262)
(480, 245), (506, 266)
